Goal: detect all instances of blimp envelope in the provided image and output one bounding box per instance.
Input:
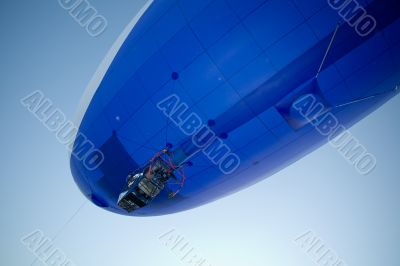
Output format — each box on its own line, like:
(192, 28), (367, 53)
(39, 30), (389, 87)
(70, 0), (400, 216)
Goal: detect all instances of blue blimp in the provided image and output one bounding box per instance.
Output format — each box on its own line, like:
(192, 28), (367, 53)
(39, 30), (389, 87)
(70, 0), (400, 216)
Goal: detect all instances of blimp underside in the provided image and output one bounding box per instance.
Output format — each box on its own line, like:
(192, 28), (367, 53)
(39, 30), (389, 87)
(71, 0), (400, 216)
